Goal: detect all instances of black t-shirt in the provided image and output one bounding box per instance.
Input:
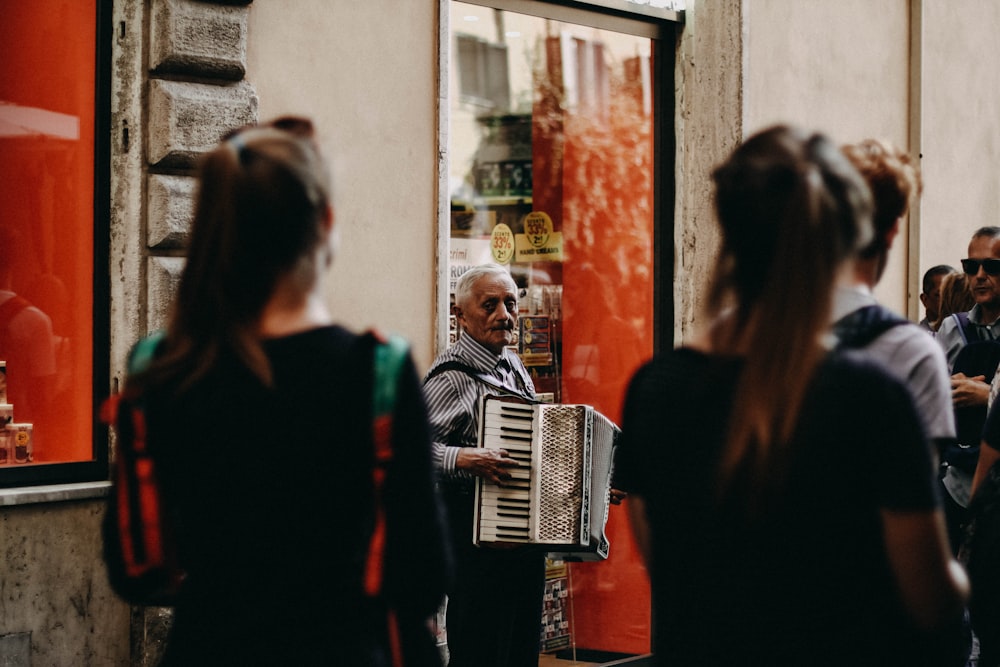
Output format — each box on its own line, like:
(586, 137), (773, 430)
(615, 348), (939, 666)
(980, 390), (1000, 453)
(144, 326), (448, 664)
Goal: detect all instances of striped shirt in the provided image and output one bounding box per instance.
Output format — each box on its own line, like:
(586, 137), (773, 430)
(422, 332), (535, 481)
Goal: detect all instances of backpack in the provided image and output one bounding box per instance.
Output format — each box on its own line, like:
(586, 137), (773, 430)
(831, 303), (910, 350)
(100, 331), (182, 606)
(950, 311), (1000, 448)
(101, 330), (442, 667)
(362, 330), (445, 667)
(100, 331), (416, 607)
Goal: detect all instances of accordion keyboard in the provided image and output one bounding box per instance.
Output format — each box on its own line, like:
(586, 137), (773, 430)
(474, 395), (619, 560)
(478, 399), (536, 543)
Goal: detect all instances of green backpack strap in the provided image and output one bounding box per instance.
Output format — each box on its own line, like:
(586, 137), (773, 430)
(365, 330), (409, 601)
(372, 332), (409, 419)
(128, 330), (167, 376)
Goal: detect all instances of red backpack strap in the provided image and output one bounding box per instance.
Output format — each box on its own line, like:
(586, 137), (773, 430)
(362, 331), (410, 667)
(363, 331), (410, 597)
(101, 330), (182, 605)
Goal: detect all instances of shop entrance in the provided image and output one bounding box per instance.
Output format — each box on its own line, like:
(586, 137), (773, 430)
(441, 1), (680, 662)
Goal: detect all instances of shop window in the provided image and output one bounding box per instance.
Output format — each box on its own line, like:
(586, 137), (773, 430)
(0, 1), (110, 486)
(456, 33), (511, 110)
(445, 1), (678, 660)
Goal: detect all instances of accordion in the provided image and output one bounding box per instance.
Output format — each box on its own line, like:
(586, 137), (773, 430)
(472, 395), (620, 561)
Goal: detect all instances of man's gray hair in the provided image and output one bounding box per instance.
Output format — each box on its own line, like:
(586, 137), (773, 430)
(454, 264), (515, 307)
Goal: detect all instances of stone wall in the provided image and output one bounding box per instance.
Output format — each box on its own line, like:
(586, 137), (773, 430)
(0, 498), (131, 666)
(111, 0), (257, 376)
(109, 0), (256, 664)
(672, 0), (743, 345)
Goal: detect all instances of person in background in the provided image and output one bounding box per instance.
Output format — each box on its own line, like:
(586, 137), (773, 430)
(422, 264), (544, 667)
(0, 225), (57, 444)
(934, 272), (975, 334)
(922, 265), (957, 332)
(831, 138), (954, 461)
(935, 229), (1000, 553)
(616, 125), (968, 666)
(937, 227), (1000, 370)
(113, 117), (448, 665)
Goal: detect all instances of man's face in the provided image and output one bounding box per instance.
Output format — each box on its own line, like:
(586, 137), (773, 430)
(966, 235), (1000, 308)
(455, 274), (518, 354)
(920, 273), (946, 322)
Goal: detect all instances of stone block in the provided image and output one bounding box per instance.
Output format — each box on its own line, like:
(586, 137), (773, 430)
(0, 632), (30, 667)
(151, 0), (248, 80)
(148, 78), (258, 169)
(147, 256), (185, 331)
(148, 174), (195, 249)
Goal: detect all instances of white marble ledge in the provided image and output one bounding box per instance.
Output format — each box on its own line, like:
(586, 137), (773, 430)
(0, 481), (111, 507)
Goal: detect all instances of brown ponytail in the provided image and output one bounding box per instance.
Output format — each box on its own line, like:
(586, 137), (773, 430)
(706, 126), (873, 495)
(133, 117), (331, 394)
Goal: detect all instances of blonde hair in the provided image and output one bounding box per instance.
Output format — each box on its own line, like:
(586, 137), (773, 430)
(933, 271), (974, 332)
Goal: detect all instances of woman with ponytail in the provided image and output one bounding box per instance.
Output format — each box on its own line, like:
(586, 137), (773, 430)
(616, 126), (968, 666)
(125, 117), (448, 665)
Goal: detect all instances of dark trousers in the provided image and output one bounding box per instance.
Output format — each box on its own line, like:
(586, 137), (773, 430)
(441, 484), (545, 667)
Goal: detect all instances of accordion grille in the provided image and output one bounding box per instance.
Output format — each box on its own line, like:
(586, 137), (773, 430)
(537, 405), (586, 541)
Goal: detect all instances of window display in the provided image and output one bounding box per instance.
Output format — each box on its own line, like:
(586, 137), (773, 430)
(0, 2), (100, 476)
(448, 2), (658, 659)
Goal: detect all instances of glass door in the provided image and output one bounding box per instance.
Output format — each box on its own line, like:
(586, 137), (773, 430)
(446, 1), (666, 660)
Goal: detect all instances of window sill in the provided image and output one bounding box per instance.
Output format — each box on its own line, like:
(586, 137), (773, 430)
(0, 481), (111, 507)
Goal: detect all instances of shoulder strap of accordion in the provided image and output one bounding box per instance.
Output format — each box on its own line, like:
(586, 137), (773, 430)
(425, 359), (537, 402)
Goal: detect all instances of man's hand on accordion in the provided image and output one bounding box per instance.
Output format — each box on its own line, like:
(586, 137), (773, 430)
(456, 447), (519, 485)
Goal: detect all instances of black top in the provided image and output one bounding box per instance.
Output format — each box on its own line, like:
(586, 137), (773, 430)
(145, 326), (448, 665)
(616, 348), (940, 666)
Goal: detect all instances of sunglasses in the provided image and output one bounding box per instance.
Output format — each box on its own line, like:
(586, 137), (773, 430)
(962, 258), (1000, 276)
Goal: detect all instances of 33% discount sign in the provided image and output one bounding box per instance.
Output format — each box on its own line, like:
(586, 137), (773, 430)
(490, 223), (516, 264)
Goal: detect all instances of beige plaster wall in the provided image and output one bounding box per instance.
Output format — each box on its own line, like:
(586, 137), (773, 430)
(243, 0), (1000, 353)
(740, 1), (1000, 320)
(247, 2), (439, 370)
(743, 0), (912, 314)
(920, 1), (1000, 278)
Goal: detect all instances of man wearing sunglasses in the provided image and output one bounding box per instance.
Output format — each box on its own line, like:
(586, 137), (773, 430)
(936, 227), (1000, 373)
(933, 226), (1000, 553)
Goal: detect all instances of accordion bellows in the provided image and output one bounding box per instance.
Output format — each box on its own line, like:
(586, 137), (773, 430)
(473, 395), (620, 561)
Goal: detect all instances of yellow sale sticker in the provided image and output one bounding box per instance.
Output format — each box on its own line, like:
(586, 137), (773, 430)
(523, 211), (553, 248)
(491, 223), (515, 264)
